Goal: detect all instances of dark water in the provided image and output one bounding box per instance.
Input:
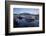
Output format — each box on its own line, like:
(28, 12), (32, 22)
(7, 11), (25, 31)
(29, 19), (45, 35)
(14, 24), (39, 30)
(14, 16), (39, 27)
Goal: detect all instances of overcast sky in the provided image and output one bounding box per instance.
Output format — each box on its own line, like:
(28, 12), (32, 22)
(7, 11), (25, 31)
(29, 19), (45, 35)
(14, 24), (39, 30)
(13, 8), (39, 15)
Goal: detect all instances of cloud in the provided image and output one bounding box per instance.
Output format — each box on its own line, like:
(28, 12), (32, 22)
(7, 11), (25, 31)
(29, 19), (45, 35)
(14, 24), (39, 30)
(13, 8), (39, 14)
